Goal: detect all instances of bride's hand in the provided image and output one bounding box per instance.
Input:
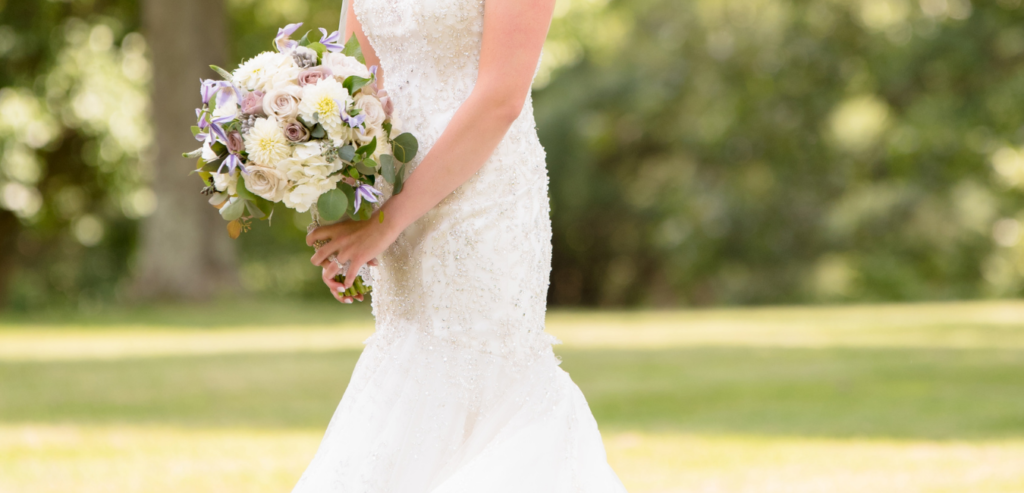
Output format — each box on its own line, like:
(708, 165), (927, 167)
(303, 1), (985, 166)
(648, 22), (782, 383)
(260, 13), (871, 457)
(321, 260), (377, 304)
(307, 212), (399, 290)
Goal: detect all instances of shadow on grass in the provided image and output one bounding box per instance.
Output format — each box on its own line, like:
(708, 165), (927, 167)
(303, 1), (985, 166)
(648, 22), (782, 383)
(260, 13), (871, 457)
(0, 300), (374, 328)
(2, 346), (1023, 439)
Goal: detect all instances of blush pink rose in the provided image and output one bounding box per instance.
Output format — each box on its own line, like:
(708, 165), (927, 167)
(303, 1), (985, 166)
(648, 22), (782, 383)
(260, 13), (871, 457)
(283, 120), (310, 142)
(241, 90), (266, 116)
(298, 66), (333, 87)
(226, 130), (245, 153)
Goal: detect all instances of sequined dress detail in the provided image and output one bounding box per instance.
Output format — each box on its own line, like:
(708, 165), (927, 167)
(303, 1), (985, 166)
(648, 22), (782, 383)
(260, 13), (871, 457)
(292, 0), (626, 490)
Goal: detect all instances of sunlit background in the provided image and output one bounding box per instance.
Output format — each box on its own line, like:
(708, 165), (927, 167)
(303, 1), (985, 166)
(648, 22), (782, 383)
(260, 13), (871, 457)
(2, 0), (1024, 491)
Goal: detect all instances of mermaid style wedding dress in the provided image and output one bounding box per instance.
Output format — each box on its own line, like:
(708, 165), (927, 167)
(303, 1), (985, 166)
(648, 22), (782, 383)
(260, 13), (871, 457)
(292, 0), (627, 491)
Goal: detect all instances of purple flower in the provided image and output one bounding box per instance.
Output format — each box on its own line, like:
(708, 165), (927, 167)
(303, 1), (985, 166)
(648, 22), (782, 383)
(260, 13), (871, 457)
(352, 184), (381, 212)
(318, 28), (344, 52)
(275, 22), (303, 52)
(202, 80), (240, 108)
(218, 153), (246, 175)
(208, 114), (234, 144)
(341, 111), (366, 133)
(201, 80), (215, 105)
(196, 108), (209, 130)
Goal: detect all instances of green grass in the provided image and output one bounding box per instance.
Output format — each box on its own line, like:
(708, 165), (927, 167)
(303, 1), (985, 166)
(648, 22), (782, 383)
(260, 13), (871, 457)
(2, 300), (1024, 492)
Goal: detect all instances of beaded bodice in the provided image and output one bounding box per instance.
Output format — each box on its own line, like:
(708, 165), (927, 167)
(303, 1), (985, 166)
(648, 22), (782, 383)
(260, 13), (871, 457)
(354, 0), (555, 365)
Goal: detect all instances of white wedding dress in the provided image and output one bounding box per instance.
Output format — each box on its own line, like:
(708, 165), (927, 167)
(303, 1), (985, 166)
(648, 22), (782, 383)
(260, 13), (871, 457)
(292, 0), (627, 491)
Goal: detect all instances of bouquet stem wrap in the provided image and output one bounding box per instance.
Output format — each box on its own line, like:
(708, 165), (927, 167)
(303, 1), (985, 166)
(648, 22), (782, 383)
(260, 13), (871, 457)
(308, 204), (373, 297)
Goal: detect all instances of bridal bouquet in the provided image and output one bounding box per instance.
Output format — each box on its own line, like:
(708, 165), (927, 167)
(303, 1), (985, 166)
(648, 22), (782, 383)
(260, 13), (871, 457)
(184, 23), (418, 299)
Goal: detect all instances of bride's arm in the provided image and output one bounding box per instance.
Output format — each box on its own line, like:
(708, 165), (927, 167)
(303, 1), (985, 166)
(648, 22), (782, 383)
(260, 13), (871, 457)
(341, 1), (383, 89)
(309, 0), (558, 294)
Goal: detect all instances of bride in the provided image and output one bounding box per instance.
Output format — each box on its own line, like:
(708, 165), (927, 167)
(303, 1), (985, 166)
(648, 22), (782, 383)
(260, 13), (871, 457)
(295, 0), (626, 490)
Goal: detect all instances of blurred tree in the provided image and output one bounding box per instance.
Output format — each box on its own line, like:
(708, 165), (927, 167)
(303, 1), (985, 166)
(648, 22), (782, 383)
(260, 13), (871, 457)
(536, 0), (1024, 306)
(132, 0), (238, 299)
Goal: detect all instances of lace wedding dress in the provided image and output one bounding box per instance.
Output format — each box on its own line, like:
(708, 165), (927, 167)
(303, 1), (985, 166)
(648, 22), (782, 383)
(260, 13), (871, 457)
(292, 0), (627, 491)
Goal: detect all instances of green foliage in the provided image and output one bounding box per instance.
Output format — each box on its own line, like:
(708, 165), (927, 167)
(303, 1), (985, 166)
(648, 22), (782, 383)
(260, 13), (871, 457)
(342, 74), (371, 95)
(342, 33), (365, 64)
(380, 154), (396, 184)
(535, 0), (1024, 306)
(7, 0), (1024, 307)
(390, 133), (418, 163)
(316, 188), (350, 223)
(208, 64), (232, 80)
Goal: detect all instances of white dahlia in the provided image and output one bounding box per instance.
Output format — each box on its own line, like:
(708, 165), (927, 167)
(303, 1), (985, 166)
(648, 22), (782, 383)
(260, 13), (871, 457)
(244, 117), (291, 166)
(298, 77), (352, 142)
(232, 52), (296, 92)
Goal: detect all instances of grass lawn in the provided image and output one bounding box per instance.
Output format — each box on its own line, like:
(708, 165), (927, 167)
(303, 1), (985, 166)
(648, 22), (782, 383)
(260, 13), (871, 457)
(2, 300), (1024, 492)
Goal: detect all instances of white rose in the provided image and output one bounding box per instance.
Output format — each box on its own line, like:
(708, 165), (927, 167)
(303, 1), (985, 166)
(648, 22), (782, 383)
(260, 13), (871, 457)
(212, 171), (238, 195)
(354, 127), (385, 146)
(353, 93), (386, 130)
(243, 164), (289, 202)
(322, 53), (371, 81)
(262, 86), (302, 120)
(283, 183), (321, 213)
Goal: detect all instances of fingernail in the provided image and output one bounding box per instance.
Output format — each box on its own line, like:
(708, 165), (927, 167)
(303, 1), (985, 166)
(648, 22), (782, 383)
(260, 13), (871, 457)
(343, 299), (353, 304)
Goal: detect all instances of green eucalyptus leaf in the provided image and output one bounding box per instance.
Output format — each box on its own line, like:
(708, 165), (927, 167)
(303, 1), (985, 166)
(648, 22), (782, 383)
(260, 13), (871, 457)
(393, 163), (408, 195)
(235, 176), (274, 216)
(342, 34), (365, 64)
(380, 154), (396, 183)
(391, 133), (419, 163)
(308, 41), (327, 59)
(317, 188), (350, 222)
(356, 159), (377, 175)
(209, 192), (228, 206)
(191, 125), (202, 137)
(220, 197), (245, 221)
(356, 136), (377, 158)
(209, 65), (233, 80)
(245, 200), (266, 219)
(297, 30), (313, 47)
(310, 124), (326, 139)
(200, 159), (222, 173)
(351, 199), (372, 221)
(338, 144), (356, 162)
(343, 75), (371, 95)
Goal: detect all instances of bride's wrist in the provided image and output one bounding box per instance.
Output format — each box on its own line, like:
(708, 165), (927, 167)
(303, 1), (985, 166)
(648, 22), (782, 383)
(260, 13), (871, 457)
(379, 200), (412, 237)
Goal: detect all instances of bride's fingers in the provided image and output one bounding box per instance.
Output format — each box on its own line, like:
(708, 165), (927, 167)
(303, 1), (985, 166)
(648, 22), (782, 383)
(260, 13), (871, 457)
(305, 226), (330, 247)
(323, 273), (347, 292)
(322, 262), (342, 283)
(311, 237), (347, 266)
(331, 288), (353, 304)
(305, 223), (344, 247)
(342, 258), (365, 289)
(367, 258), (379, 267)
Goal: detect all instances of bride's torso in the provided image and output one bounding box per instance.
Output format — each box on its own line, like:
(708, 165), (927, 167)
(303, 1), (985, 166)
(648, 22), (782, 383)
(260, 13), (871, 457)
(356, 0), (555, 364)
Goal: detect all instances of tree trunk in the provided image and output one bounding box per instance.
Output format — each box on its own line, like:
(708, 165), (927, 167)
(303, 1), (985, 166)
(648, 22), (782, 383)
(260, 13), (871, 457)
(0, 210), (19, 307)
(133, 0), (238, 300)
